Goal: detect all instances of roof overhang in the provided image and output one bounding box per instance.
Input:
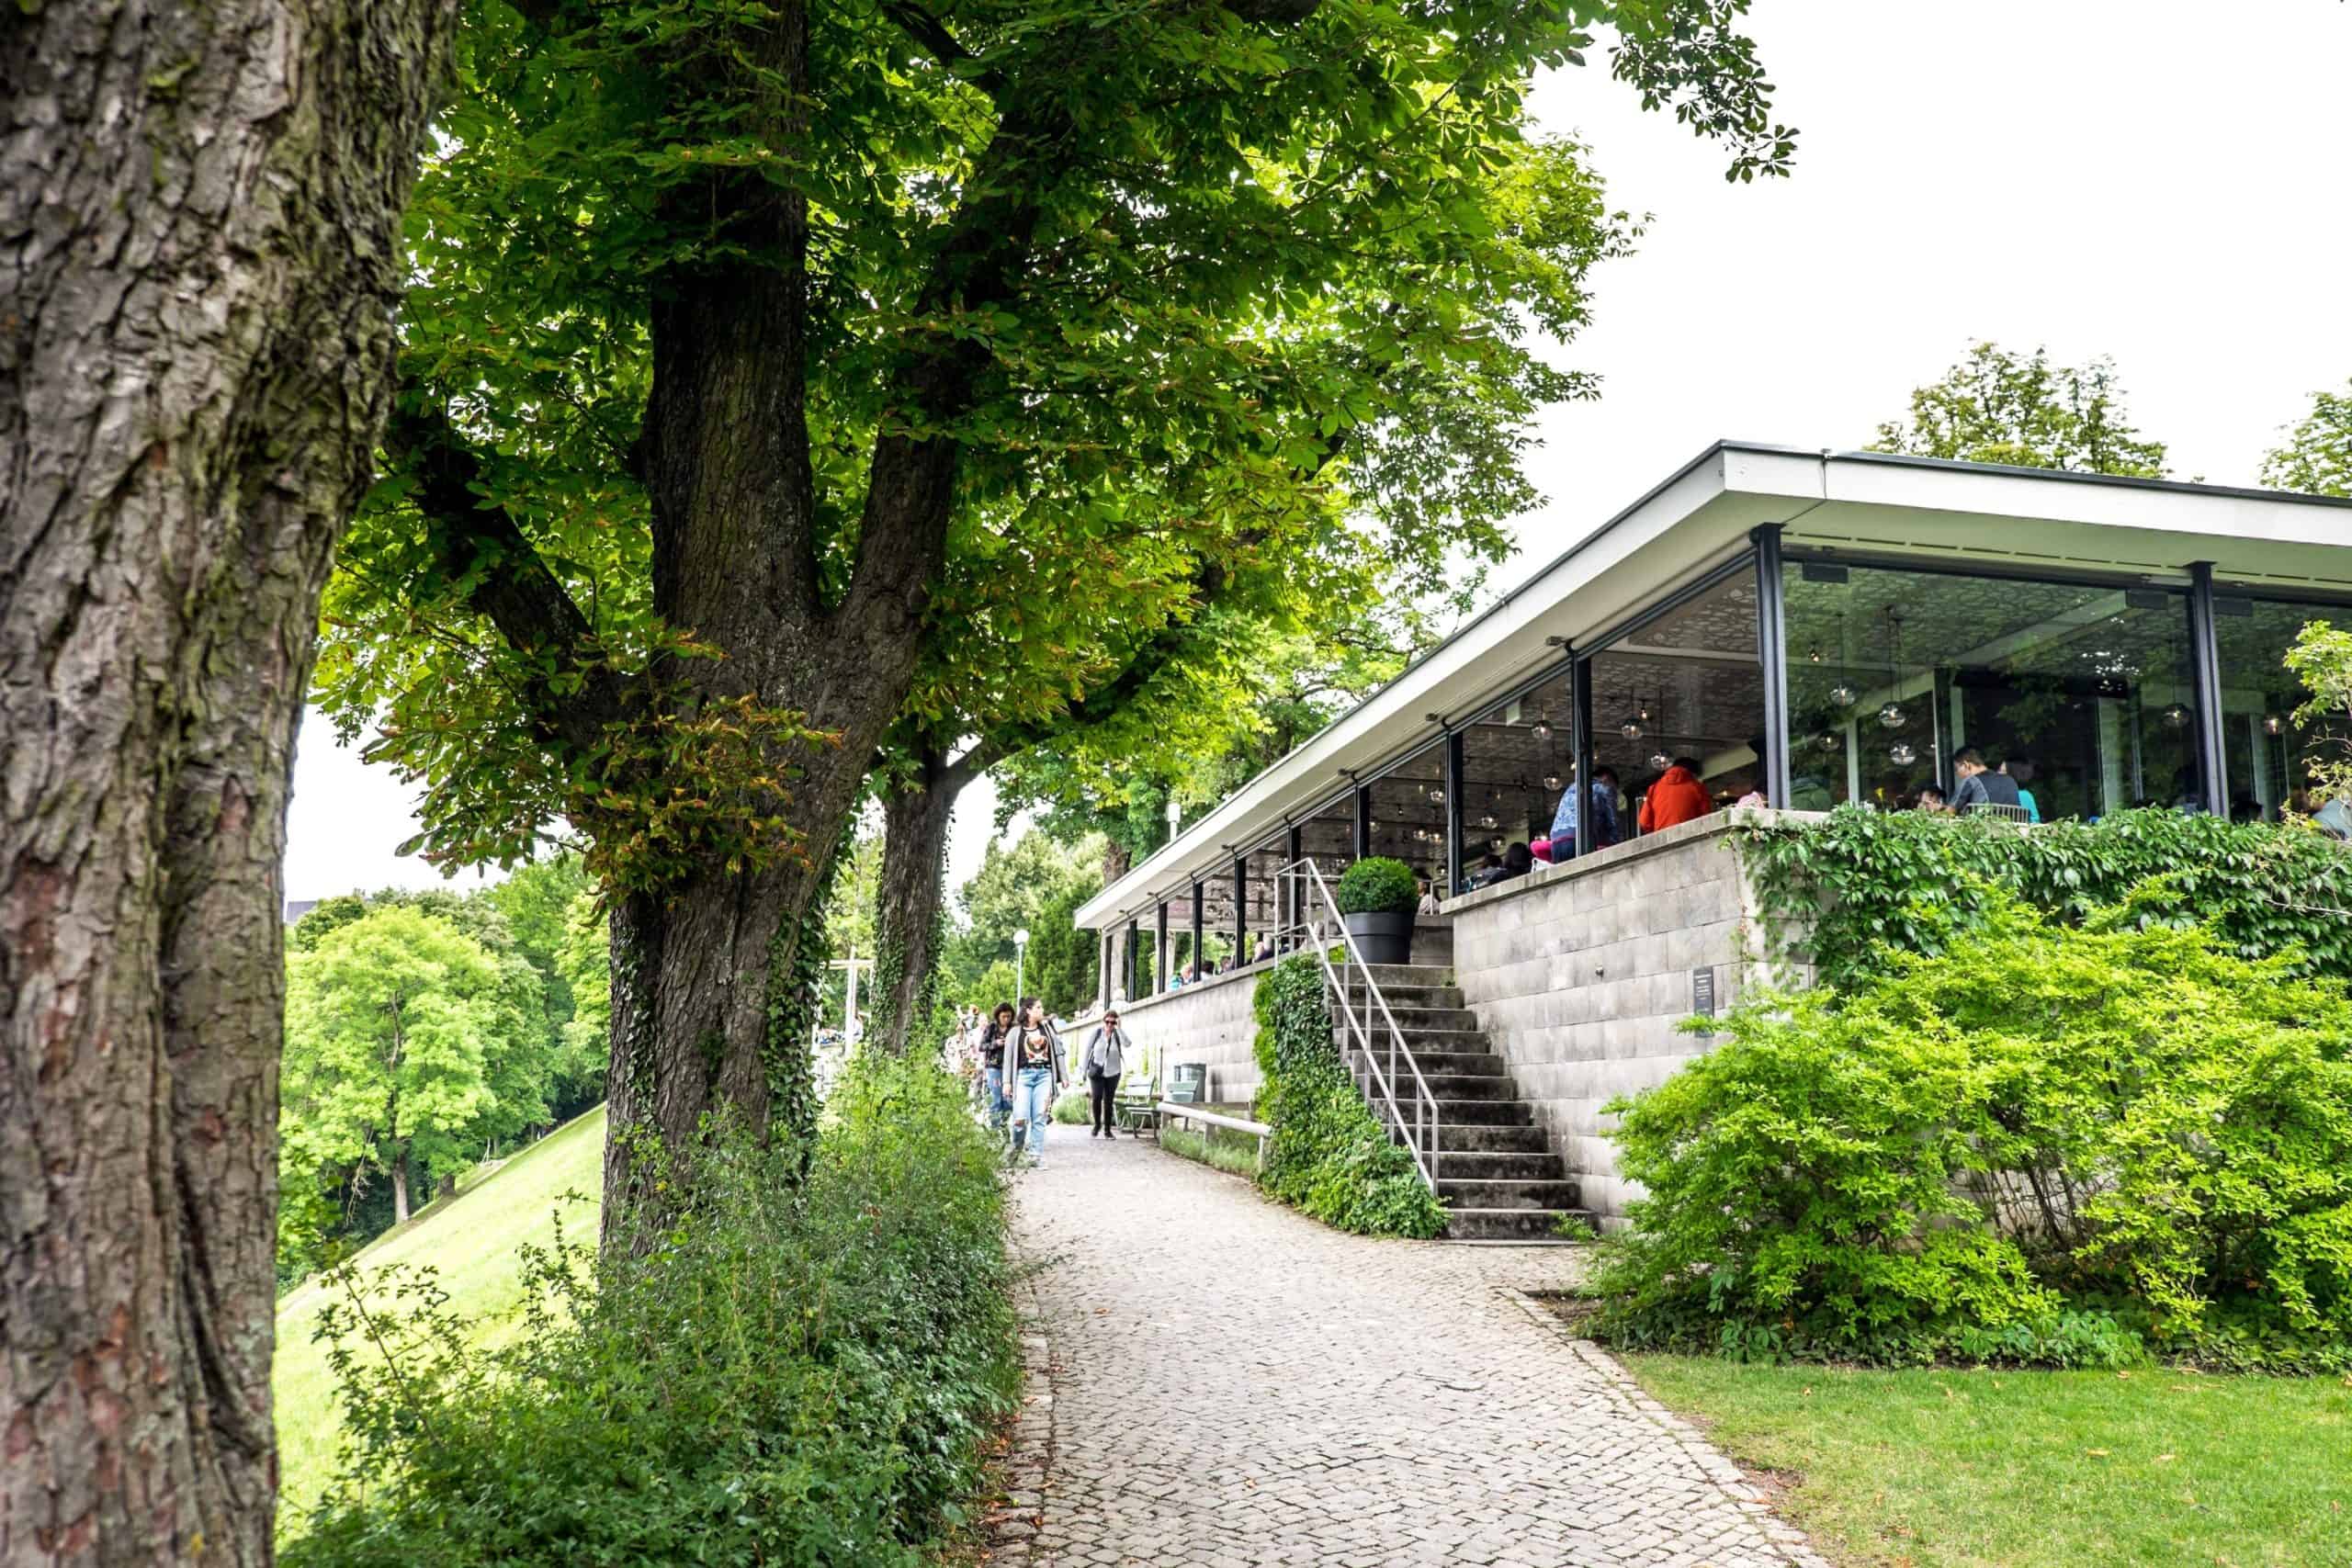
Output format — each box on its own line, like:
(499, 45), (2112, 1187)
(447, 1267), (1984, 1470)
(1072, 441), (2352, 930)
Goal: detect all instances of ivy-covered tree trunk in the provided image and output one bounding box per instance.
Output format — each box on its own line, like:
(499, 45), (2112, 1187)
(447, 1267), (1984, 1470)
(872, 750), (967, 1056)
(0, 1), (451, 1561)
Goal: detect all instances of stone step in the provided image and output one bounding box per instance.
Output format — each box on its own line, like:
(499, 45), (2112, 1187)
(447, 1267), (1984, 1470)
(1348, 1047), (1504, 1077)
(1437, 1176), (1583, 1209)
(1336, 987), (1458, 1024)
(1444, 1206), (1592, 1242)
(1431, 1122), (1552, 1155)
(1330, 963), (1455, 987)
(1419, 1097), (1533, 1127)
(1334, 1023), (1490, 1050)
(1362, 1069), (1516, 1101)
(1358, 1004), (1481, 1032)
(1427, 1149), (1564, 1181)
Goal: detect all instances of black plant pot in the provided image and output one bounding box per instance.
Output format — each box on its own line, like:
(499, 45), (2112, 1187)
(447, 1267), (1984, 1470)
(1342, 910), (1413, 967)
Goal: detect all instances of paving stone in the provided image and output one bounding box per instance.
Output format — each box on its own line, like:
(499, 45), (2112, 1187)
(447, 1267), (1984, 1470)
(983, 1127), (1826, 1568)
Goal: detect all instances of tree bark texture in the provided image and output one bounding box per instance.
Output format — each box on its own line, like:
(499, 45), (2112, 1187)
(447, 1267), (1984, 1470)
(871, 750), (967, 1057)
(594, 1), (1064, 1230)
(0, 4), (451, 1563)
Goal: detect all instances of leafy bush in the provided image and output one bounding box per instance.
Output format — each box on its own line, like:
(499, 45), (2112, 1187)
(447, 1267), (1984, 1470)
(283, 1055), (1017, 1565)
(1334, 855), (1419, 917)
(1737, 806), (2352, 988)
(1251, 957), (1446, 1237)
(1589, 889), (2352, 1370)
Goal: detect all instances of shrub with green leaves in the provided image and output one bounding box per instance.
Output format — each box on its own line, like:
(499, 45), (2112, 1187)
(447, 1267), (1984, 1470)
(1590, 888), (2352, 1371)
(283, 1055), (1017, 1565)
(1251, 956), (1445, 1238)
(1736, 806), (2352, 989)
(1334, 856), (1419, 917)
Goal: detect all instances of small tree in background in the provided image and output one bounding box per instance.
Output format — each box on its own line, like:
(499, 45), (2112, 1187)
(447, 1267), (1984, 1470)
(282, 907), (509, 1226)
(2261, 380), (2352, 499)
(1871, 342), (2168, 477)
(2286, 620), (2352, 810)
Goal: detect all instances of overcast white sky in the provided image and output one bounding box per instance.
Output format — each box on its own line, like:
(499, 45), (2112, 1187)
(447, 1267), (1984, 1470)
(282, 0), (2352, 903)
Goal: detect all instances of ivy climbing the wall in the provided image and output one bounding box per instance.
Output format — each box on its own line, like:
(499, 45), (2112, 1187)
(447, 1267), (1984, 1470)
(1736, 806), (2352, 990)
(1252, 957), (1447, 1239)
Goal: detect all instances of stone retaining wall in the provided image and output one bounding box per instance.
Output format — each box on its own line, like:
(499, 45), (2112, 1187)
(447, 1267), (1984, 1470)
(1072, 962), (1270, 1107)
(1444, 807), (1816, 1218)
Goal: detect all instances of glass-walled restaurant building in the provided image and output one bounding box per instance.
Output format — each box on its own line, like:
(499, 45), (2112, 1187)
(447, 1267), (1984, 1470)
(1077, 444), (2352, 1002)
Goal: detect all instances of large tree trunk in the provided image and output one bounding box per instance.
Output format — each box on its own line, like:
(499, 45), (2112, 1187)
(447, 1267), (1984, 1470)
(872, 750), (967, 1057)
(0, 4), (451, 1562)
(390, 1157), (413, 1228)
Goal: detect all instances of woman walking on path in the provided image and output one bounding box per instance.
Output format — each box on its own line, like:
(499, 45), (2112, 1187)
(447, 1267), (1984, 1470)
(1000, 997), (1068, 1168)
(1083, 1010), (1132, 1139)
(974, 1000), (1017, 1134)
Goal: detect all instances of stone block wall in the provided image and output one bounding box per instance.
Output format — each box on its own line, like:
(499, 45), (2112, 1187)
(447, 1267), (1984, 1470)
(1072, 960), (1270, 1108)
(1444, 808), (1816, 1219)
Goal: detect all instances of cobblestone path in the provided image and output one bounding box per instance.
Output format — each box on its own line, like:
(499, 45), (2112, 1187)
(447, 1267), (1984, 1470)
(988, 1124), (1823, 1568)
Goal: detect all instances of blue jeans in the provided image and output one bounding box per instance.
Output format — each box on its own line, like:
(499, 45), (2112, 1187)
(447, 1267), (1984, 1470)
(1012, 1066), (1056, 1158)
(982, 1066), (1009, 1131)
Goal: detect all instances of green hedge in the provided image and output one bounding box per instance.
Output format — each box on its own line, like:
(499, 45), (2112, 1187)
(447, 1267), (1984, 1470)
(285, 1057), (1018, 1565)
(1736, 806), (2352, 989)
(1252, 956), (1446, 1237)
(1589, 889), (2352, 1371)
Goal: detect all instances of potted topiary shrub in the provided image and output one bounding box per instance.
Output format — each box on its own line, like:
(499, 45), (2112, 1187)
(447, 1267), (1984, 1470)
(1334, 856), (1419, 965)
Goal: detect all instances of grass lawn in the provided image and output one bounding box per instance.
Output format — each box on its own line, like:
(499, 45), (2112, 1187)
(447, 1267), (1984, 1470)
(1623, 1353), (2352, 1567)
(273, 1105), (606, 1530)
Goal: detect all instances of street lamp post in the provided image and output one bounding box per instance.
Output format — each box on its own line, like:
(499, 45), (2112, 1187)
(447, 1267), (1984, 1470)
(1012, 926), (1030, 1009)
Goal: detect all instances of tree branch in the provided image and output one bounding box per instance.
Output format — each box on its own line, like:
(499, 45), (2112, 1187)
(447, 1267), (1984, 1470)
(383, 398), (626, 753)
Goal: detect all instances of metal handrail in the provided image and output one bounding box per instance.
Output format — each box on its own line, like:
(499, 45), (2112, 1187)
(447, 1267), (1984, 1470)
(1268, 857), (1442, 1190)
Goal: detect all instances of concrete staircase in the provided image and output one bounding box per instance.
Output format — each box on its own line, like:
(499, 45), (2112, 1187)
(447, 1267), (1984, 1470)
(1329, 963), (1589, 1241)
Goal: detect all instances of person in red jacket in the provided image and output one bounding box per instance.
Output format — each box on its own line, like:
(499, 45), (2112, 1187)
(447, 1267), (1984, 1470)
(1638, 757), (1714, 834)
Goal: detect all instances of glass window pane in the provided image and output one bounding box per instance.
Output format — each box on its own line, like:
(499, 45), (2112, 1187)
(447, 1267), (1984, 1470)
(1783, 562), (2198, 818)
(2216, 598), (2352, 821)
(1588, 571), (1765, 836)
(1459, 672), (1572, 883)
(1364, 742), (1447, 895)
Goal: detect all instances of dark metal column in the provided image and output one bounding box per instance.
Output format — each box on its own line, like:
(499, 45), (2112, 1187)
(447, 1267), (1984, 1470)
(1351, 782), (1371, 860)
(1100, 931), (1112, 1009)
(2187, 562), (2232, 816)
(1154, 900), (1168, 992)
(1231, 852), (1248, 963)
(1751, 526), (1794, 809)
(1190, 880), (1204, 976)
(1283, 823), (1303, 948)
(1443, 729), (1465, 896)
(1124, 919), (1138, 1000)
(1570, 653), (1595, 857)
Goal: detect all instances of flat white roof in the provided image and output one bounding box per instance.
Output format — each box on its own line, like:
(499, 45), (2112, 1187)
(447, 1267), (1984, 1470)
(1074, 441), (2352, 930)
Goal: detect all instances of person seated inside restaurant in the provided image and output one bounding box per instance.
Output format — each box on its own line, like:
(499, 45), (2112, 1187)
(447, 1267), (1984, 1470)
(1460, 851), (1504, 892)
(1544, 765), (1620, 858)
(2002, 756), (2042, 822)
(1950, 747), (2022, 814)
(1638, 757), (1713, 833)
(1915, 784), (1950, 813)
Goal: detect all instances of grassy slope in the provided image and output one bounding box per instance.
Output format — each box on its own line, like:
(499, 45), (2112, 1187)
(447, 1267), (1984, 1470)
(274, 1105), (606, 1527)
(1626, 1355), (2352, 1567)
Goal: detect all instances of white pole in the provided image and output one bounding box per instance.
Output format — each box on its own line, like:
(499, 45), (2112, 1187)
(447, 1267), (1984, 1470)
(843, 944), (859, 1041)
(1013, 927), (1030, 1008)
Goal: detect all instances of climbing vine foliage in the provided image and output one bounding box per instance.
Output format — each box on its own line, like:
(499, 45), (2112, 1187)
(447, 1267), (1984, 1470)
(1734, 807), (2352, 991)
(1252, 957), (1445, 1239)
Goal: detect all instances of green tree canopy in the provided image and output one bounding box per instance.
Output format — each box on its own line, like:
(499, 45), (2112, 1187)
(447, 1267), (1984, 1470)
(2260, 380), (2352, 499)
(1871, 342), (2168, 477)
(942, 830), (1103, 1008)
(280, 906), (516, 1229)
(310, 0), (1796, 1228)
